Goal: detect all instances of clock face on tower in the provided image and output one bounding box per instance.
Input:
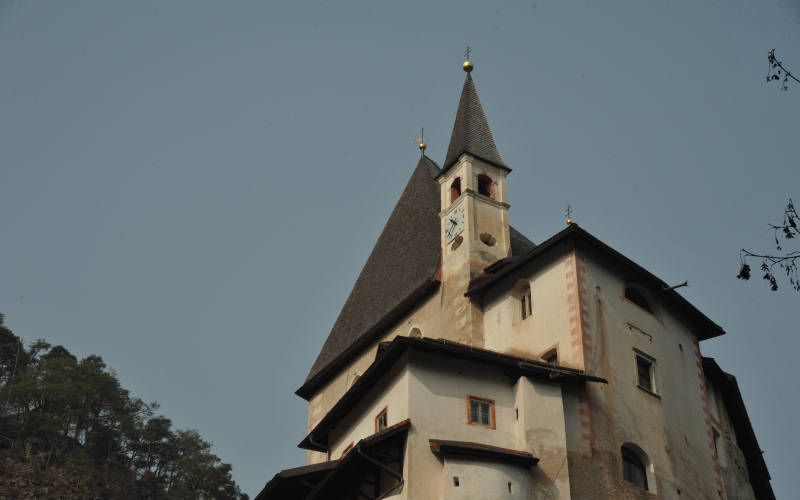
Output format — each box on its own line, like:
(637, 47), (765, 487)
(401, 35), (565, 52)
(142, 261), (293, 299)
(445, 204), (465, 243)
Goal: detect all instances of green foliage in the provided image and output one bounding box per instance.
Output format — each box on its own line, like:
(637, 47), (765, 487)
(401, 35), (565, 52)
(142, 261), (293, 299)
(0, 314), (248, 499)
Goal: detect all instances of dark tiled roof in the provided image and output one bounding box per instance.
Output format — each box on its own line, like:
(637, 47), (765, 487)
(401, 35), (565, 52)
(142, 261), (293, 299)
(442, 73), (508, 174)
(303, 155), (443, 385)
(510, 225), (536, 255)
(259, 421), (411, 500)
(702, 358), (774, 500)
(300, 156), (535, 397)
(304, 420), (411, 500)
(254, 461), (339, 500)
(429, 439), (539, 467)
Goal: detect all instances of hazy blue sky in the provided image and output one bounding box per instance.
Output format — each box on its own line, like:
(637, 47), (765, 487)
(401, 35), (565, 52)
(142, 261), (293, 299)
(1, 0), (798, 496)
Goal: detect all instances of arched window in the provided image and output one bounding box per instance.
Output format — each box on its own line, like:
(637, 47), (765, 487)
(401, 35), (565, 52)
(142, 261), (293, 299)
(477, 174), (494, 198)
(450, 177), (462, 202)
(409, 327), (422, 339)
(624, 284), (654, 314)
(519, 284), (532, 320)
(621, 444), (650, 490)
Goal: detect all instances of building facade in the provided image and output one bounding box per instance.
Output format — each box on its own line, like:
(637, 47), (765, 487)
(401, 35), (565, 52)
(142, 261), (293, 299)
(257, 62), (773, 500)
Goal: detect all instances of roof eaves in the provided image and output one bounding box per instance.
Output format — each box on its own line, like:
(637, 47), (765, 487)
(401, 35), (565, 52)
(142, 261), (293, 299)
(303, 420), (411, 500)
(429, 439), (539, 467)
(437, 152), (512, 180)
(299, 336), (605, 451)
(254, 460), (340, 500)
(299, 340), (409, 450)
(296, 278), (440, 401)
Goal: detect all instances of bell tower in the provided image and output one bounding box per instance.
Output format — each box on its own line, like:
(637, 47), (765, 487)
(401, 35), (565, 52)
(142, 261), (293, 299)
(438, 60), (511, 281)
(437, 59), (511, 346)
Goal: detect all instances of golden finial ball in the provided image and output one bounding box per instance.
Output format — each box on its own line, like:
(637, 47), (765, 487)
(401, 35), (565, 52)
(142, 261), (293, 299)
(418, 142), (426, 152)
(566, 218), (573, 225)
(462, 60), (474, 72)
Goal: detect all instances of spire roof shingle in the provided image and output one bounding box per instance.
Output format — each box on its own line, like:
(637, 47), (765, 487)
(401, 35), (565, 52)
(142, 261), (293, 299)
(442, 73), (507, 173)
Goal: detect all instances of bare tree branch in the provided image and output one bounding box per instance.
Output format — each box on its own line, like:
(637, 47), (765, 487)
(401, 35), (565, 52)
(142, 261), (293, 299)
(766, 49), (800, 91)
(738, 199), (800, 291)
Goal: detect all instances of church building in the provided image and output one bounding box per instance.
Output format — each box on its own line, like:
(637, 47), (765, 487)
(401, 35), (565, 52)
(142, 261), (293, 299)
(256, 59), (773, 500)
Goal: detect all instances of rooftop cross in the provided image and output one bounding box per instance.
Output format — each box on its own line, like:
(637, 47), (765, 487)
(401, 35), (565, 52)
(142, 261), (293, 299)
(565, 205), (574, 225)
(463, 46), (474, 73)
(414, 127), (427, 154)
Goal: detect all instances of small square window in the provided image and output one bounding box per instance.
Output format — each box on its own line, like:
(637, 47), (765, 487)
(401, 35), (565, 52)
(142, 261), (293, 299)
(635, 352), (656, 393)
(375, 407), (388, 433)
(467, 396), (495, 428)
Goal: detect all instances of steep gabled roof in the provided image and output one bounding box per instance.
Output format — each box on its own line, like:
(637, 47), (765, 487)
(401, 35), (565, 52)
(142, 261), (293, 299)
(299, 156), (535, 399)
(303, 155), (443, 386)
(442, 73), (508, 174)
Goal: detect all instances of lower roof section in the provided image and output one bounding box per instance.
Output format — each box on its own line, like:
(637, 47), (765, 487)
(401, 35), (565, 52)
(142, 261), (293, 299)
(254, 461), (339, 500)
(429, 439), (539, 467)
(300, 336), (606, 452)
(258, 420), (411, 500)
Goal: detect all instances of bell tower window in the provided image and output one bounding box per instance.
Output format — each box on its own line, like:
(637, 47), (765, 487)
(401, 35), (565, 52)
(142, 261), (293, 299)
(450, 177), (462, 202)
(477, 174), (494, 198)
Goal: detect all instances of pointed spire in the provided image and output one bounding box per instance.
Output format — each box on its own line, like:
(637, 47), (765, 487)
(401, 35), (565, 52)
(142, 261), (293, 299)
(442, 71), (508, 172)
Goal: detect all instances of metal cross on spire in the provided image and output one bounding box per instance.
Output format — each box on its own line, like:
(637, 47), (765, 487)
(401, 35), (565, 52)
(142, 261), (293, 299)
(414, 127), (427, 154)
(565, 204), (574, 225)
(464, 46), (472, 60)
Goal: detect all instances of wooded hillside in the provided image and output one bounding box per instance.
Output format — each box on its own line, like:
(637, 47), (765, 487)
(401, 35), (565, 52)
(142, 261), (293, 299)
(0, 313), (247, 498)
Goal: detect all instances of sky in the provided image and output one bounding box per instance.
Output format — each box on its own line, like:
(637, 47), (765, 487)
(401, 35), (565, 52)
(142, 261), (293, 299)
(1, 0), (798, 496)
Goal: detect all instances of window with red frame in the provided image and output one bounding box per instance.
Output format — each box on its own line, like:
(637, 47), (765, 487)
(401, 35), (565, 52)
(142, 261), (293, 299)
(375, 407), (388, 432)
(467, 396), (495, 428)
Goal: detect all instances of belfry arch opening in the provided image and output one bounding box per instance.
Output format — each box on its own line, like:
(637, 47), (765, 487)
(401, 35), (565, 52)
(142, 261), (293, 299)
(477, 174), (494, 198)
(450, 177), (462, 202)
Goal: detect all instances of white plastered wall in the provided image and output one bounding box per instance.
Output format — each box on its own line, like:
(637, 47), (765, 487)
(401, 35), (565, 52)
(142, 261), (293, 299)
(482, 241), (580, 369)
(405, 350), (572, 500)
(306, 285), (448, 464)
(442, 458), (532, 500)
(574, 250), (726, 499)
(327, 354), (411, 458)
